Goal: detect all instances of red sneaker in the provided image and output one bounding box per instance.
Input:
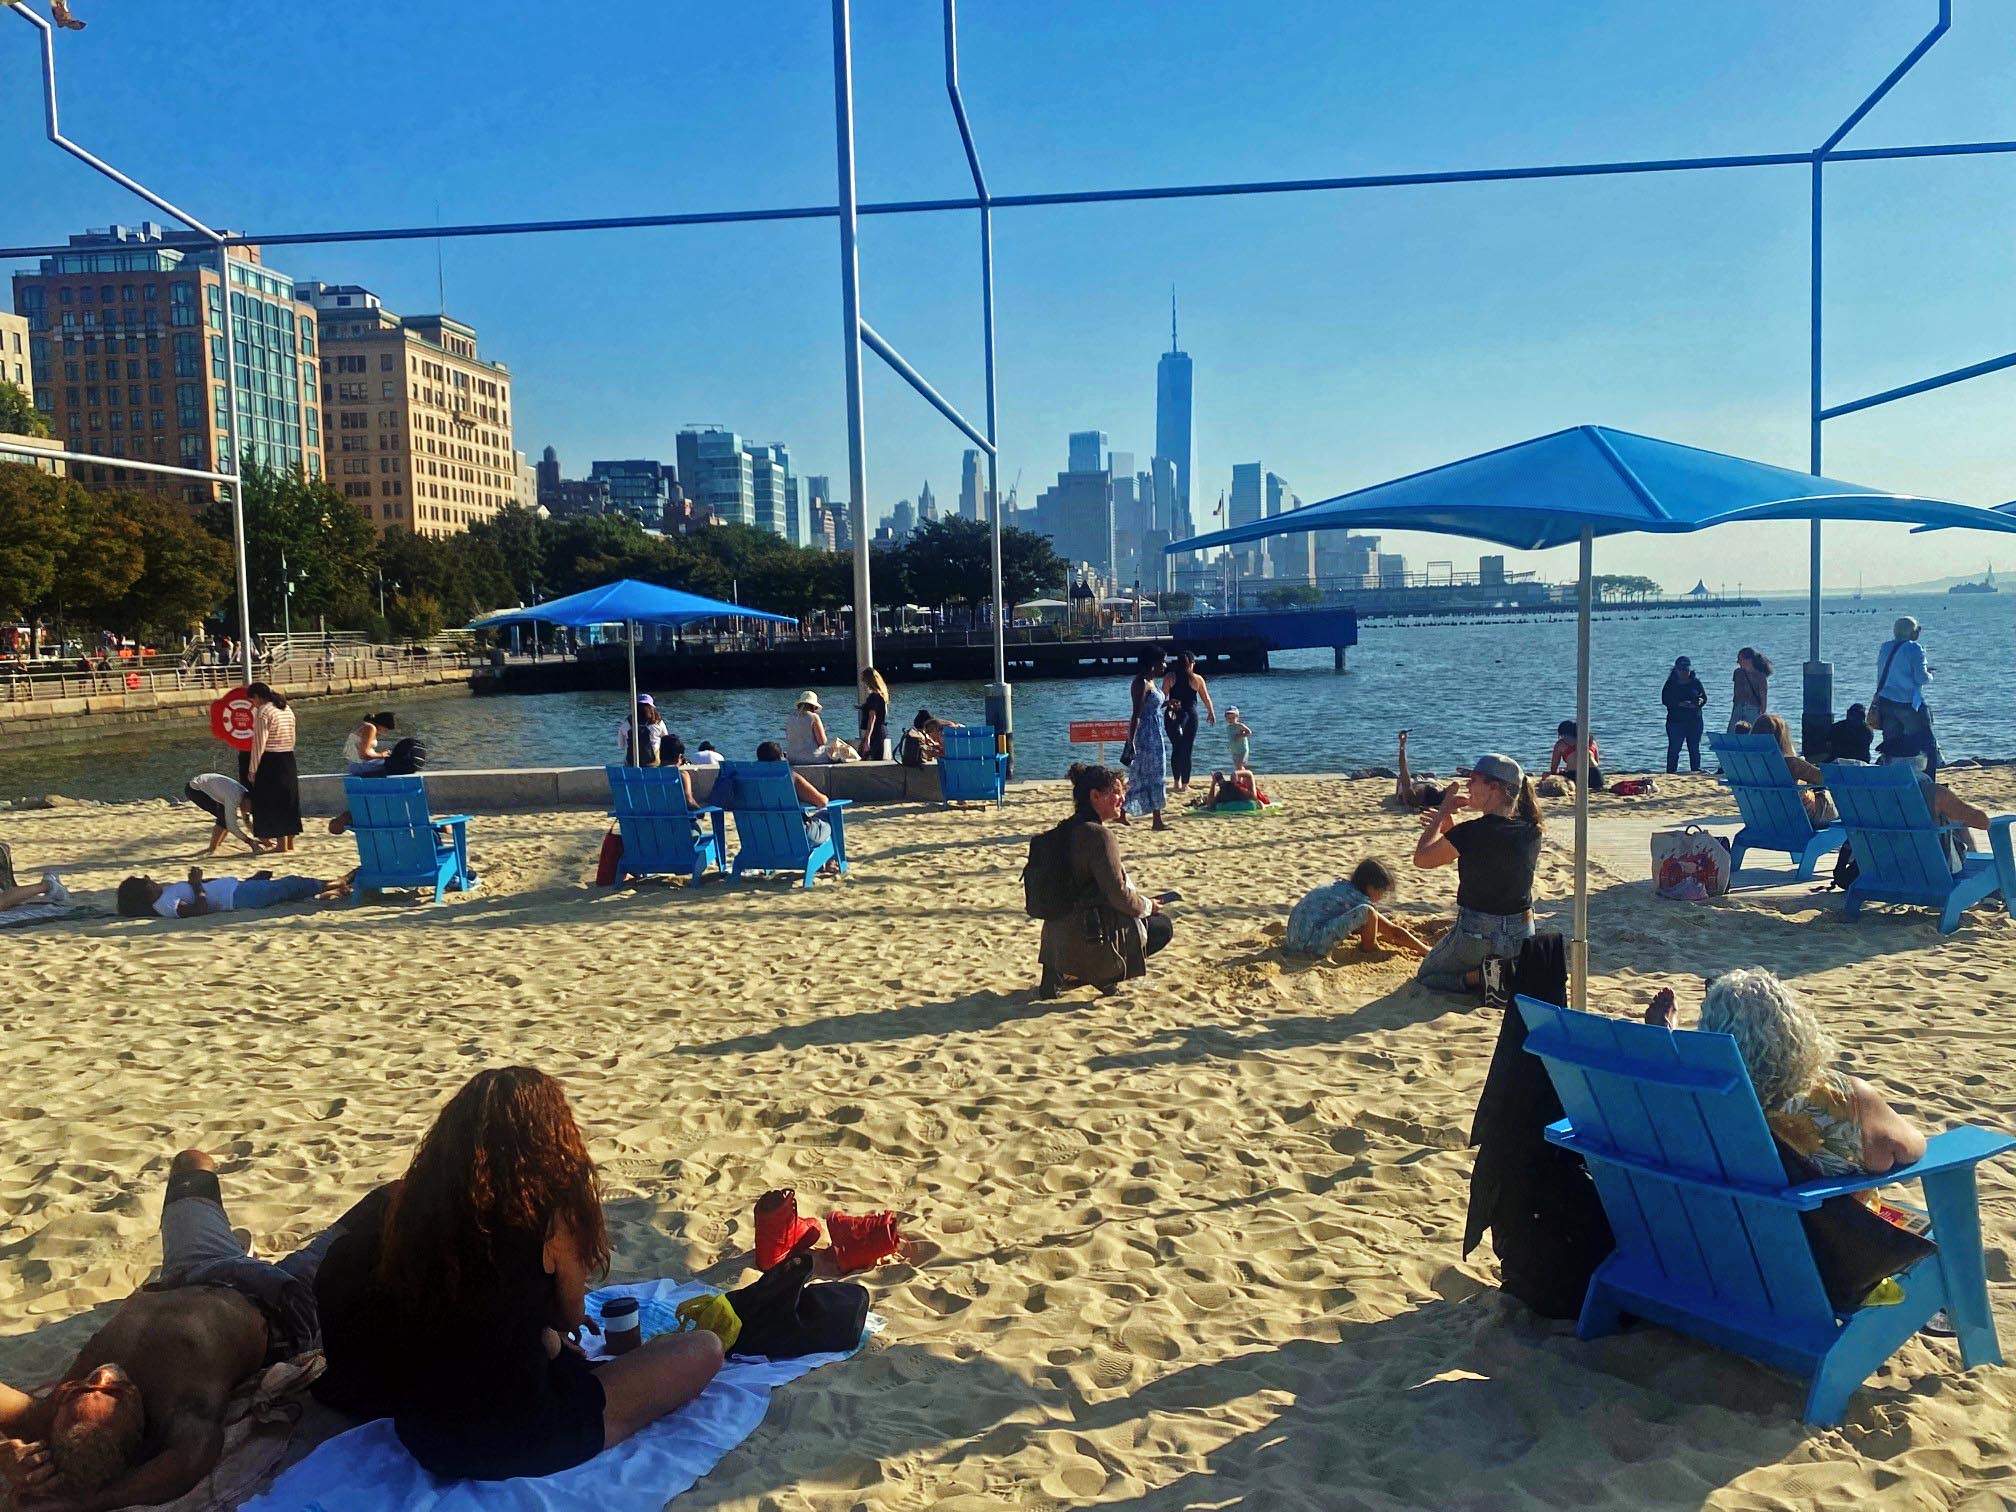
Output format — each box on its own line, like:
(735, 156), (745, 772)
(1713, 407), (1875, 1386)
(752, 1189), (822, 1271)
(825, 1208), (902, 1273)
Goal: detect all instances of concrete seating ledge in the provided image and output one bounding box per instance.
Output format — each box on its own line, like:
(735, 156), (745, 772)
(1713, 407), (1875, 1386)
(298, 760), (942, 817)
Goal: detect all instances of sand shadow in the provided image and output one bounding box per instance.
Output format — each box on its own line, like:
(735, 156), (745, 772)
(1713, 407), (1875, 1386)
(1086, 980), (1467, 1074)
(672, 987), (1082, 1058)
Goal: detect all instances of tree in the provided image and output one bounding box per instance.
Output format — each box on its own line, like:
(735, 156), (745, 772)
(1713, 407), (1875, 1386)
(204, 462), (378, 634)
(999, 524), (1069, 608)
(113, 490), (233, 642)
(0, 462), (69, 622)
(894, 517), (993, 610)
(1152, 591), (1193, 615)
(52, 489), (145, 631)
(386, 590), (444, 640)
(463, 504), (549, 606)
(0, 381), (48, 438)
(1257, 583), (1322, 609)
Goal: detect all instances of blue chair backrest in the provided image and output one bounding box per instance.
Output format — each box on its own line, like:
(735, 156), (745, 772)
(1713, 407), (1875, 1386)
(607, 764), (698, 818)
(721, 760), (812, 866)
(1708, 733), (1814, 843)
(941, 726), (996, 763)
(346, 776), (437, 879)
(1825, 762), (1951, 891)
(1516, 995), (1834, 1327)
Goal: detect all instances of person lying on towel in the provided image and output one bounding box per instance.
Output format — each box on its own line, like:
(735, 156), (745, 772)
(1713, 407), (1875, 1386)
(312, 1068), (725, 1481)
(0, 1150), (357, 1511)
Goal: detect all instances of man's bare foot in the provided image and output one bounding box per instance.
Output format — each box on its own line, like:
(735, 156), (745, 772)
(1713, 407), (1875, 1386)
(1645, 988), (1678, 1029)
(1152, 817), (1169, 831)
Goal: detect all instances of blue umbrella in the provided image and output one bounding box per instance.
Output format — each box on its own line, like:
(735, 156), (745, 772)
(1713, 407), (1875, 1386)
(470, 579), (796, 765)
(1171, 425), (2016, 1005)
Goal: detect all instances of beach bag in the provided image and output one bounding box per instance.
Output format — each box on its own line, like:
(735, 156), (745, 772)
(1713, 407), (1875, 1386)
(1652, 825), (1730, 899)
(594, 826), (623, 886)
(826, 738), (861, 763)
(1609, 776), (1656, 798)
(1022, 821), (1078, 920)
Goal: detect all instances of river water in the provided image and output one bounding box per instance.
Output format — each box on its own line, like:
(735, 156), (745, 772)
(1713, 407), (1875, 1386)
(3, 592), (2006, 806)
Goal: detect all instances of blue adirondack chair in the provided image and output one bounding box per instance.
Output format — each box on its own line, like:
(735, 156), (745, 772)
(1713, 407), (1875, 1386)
(1705, 732), (1843, 878)
(719, 760), (851, 888)
(343, 776), (476, 904)
(938, 726), (1008, 806)
(1517, 994), (2013, 1426)
(1826, 762), (2014, 934)
(605, 766), (724, 885)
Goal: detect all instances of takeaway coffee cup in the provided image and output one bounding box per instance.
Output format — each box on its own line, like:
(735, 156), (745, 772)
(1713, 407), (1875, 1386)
(602, 1297), (641, 1355)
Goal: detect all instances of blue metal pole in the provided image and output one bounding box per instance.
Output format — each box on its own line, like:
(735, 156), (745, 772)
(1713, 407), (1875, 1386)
(1819, 348), (2016, 420)
(858, 321), (995, 456)
(832, 0), (873, 679)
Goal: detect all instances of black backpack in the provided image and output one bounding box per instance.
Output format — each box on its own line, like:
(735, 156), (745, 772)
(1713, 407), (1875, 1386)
(1022, 820), (1081, 920)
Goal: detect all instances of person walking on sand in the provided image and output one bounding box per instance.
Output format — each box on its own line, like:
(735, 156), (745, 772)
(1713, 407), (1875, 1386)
(1728, 647), (1771, 732)
(1123, 651), (1169, 831)
(1660, 655), (1708, 773)
(1873, 615), (1939, 776)
(245, 683), (301, 853)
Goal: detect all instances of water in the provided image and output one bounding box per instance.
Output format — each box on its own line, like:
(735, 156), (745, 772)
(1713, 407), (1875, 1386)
(2, 592), (2006, 806)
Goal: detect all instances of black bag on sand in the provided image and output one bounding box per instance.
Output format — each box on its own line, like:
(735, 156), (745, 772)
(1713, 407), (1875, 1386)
(722, 1249), (870, 1360)
(1023, 820), (1079, 921)
(1832, 841), (1859, 892)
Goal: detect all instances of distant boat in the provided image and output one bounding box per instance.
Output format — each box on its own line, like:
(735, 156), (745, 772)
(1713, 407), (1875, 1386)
(1853, 574), (1862, 602)
(1950, 562), (1998, 595)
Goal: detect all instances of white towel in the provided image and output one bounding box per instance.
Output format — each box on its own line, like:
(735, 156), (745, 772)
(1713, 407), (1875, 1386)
(242, 1279), (877, 1512)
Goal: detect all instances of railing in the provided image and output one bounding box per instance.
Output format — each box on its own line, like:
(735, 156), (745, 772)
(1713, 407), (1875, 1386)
(1, 645), (481, 704)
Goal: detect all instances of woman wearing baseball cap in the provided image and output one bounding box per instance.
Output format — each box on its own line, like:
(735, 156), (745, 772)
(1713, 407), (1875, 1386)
(1412, 752), (1544, 998)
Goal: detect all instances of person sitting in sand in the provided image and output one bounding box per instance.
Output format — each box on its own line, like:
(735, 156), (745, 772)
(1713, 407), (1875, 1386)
(0, 1149), (351, 1510)
(1386, 729), (1453, 812)
(0, 871), (69, 911)
(1035, 763), (1173, 997)
(1191, 768), (1270, 811)
(1750, 713), (1835, 824)
(1412, 752), (1544, 998)
(1547, 720), (1605, 791)
(1285, 858), (1431, 959)
(115, 867), (351, 918)
(310, 1067), (723, 1481)
(1646, 969), (1924, 1177)
(184, 771), (259, 855)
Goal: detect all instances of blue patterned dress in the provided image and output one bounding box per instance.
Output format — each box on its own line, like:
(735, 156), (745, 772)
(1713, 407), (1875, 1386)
(1125, 679), (1169, 816)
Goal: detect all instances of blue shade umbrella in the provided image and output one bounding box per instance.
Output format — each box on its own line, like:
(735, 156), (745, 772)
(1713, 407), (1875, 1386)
(1170, 425), (2016, 1005)
(470, 579), (796, 765)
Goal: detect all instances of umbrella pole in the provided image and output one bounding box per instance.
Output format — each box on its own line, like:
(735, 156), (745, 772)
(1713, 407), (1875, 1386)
(627, 620), (640, 767)
(1572, 527), (1592, 1010)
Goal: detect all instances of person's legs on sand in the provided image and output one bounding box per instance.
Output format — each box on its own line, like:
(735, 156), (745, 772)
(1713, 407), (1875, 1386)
(594, 1330), (724, 1450)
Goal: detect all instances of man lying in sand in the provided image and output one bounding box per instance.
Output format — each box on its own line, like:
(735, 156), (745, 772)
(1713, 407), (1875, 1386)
(0, 1151), (346, 1511)
(114, 867), (352, 919)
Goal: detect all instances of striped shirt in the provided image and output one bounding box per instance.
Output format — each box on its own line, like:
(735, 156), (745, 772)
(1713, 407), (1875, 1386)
(255, 704), (297, 754)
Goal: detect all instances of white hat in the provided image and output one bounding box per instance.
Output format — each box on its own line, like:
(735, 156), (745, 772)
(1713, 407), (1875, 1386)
(796, 690), (823, 711)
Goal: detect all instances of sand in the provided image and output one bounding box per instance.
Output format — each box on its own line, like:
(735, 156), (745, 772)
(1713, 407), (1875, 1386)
(4, 770), (2015, 1510)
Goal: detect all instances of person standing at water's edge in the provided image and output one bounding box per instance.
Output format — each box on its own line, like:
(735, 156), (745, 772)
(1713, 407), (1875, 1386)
(1661, 656), (1708, 773)
(245, 684), (301, 854)
(1124, 651), (1170, 831)
(1728, 647), (1771, 732)
(1873, 616), (1938, 775)
(1162, 650), (1216, 793)
(858, 668), (891, 761)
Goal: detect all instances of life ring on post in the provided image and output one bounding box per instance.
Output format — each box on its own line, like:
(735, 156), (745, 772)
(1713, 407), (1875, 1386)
(124, 671), (142, 691)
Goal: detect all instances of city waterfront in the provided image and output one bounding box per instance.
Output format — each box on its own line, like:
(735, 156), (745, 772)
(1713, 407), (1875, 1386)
(3, 591), (2004, 806)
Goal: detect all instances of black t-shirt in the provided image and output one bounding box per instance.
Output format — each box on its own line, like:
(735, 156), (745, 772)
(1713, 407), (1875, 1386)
(859, 692), (889, 758)
(1447, 812), (1543, 916)
(1829, 718), (1873, 764)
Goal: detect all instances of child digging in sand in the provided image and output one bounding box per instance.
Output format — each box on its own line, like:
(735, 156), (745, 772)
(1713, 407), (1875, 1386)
(1285, 858), (1430, 959)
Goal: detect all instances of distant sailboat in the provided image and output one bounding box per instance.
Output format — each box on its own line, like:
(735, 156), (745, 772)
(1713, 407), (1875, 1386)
(1853, 573), (1863, 602)
(1950, 561), (1998, 595)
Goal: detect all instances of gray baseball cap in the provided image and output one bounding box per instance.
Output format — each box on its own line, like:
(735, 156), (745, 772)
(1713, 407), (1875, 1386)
(1472, 752), (1525, 789)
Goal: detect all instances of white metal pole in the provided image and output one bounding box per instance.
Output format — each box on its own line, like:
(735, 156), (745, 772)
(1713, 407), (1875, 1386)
(832, 0), (874, 679)
(215, 238), (254, 690)
(626, 621), (640, 766)
(1572, 526), (1593, 1010)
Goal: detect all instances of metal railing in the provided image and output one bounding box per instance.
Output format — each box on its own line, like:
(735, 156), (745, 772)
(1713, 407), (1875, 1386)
(1, 645), (480, 704)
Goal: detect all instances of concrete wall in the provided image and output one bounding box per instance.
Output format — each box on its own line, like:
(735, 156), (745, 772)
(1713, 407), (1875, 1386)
(0, 663), (474, 748)
(299, 759), (944, 816)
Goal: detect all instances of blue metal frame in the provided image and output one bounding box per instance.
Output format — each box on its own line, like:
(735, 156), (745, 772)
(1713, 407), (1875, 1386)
(10, 1), (2014, 751)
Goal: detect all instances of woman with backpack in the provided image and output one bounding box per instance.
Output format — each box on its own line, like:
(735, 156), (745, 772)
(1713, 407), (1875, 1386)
(1030, 764), (1173, 998)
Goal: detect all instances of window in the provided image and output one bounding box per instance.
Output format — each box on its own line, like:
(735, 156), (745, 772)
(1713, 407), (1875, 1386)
(180, 435), (203, 464)
(382, 381), (397, 400)
(99, 285), (114, 303)
(148, 383), (162, 404)
(128, 385), (142, 406)
(143, 283), (157, 301)
(108, 410), (122, 431)
(169, 282), (195, 327)
(173, 332), (199, 378)
(147, 358), (162, 380)
(59, 288), (73, 305)
(150, 410), (164, 432)
(65, 387), (80, 409)
(65, 361), (79, 381)
(335, 354), (367, 374)
(379, 352), (395, 371)
(339, 410), (368, 430)
(79, 286), (94, 305)
(176, 383), (200, 427)
(84, 361), (98, 380)
(84, 386), (99, 405)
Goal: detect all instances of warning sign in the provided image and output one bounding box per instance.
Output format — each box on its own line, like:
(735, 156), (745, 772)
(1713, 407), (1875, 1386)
(209, 686), (257, 750)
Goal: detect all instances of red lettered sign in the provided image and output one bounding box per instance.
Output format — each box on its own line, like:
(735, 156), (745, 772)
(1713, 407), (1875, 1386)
(210, 686), (257, 750)
(1068, 719), (1133, 745)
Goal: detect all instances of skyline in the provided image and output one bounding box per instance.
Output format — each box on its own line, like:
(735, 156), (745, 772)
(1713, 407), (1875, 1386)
(6, 3), (2015, 591)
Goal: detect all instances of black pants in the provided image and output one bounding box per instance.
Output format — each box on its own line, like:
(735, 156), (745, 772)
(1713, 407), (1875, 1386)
(1666, 715), (1703, 773)
(1167, 711), (1199, 787)
(1144, 911), (1174, 958)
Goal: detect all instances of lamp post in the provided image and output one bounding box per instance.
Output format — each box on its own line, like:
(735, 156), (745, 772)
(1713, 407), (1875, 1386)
(280, 548), (295, 644)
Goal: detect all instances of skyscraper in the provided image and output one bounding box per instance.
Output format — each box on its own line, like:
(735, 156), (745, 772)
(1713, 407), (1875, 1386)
(1032, 433), (1115, 584)
(1152, 291), (1196, 542)
(589, 459), (669, 527)
(917, 478), (937, 523)
(745, 440), (794, 543)
(1067, 430), (1108, 475)
(676, 426), (752, 527)
(958, 449), (982, 520)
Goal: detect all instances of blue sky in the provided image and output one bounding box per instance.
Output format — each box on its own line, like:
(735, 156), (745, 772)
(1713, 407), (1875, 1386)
(6, 1), (2015, 590)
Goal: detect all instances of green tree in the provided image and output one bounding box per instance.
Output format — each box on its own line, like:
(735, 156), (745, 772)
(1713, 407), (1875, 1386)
(1257, 583), (1322, 609)
(0, 461), (69, 622)
(999, 524), (1070, 607)
(52, 489), (145, 631)
(112, 490), (234, 642)
(463, 504), (549, 606)
(204, 462), (378, 634)
(0, 381), (49, 438)
(1153, 591), (1194, 615)
(386, 590), (444, 640)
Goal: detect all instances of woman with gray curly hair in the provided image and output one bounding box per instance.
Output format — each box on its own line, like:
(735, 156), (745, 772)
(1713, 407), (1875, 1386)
(1647, 969), (1926, 1176)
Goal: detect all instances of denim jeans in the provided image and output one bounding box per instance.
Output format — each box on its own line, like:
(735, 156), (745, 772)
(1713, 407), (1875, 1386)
(1417, 906), (1535, 994)
(1666, 713), (1703, 773)
(235, 876), (324, 910)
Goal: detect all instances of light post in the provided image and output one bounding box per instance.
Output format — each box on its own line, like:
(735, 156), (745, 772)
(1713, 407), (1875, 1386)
(280, 547), (296, 644)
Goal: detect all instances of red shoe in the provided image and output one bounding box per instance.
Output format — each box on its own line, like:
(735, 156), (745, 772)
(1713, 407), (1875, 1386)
(753, 1189), (822, 1271)
(826, 1208), (902, 1273)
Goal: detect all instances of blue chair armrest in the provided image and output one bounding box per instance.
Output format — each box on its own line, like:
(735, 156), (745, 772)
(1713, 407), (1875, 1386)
(434, 814), (472, 827)
(693, 804), (724, 819)
(1787, 1125), (2016, 1203)
(819, 798), (854, 813)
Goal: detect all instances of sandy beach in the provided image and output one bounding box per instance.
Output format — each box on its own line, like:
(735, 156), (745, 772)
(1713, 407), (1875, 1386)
(4, 770), (2014, 1510)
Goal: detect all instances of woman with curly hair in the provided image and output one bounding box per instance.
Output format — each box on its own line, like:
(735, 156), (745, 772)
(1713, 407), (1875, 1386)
(312, 1067), (721, 1480)
(1647, 969), (1925, 1176)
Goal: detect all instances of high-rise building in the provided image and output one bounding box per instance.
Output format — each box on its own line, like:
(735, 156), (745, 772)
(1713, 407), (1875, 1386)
(14, 224), (323, 502)
(1264, 471), (1309, 582)
(0, 309), (30, 393)
(1480, 554), (1507, 586)
(588, 459), (669, 526)
(745, 440), (795, 543)
(535, 444), (561, 500)
(958, 449), (981, 520)
(303, 282), (516, 536)
(890, 497), (916, 539)
(1152, 292), (1195, 542)
(1068, 430), (1107, 475)
(1377, 552), (1408, 587)
(916, 477), (937, 524)
(1229, 462), (1266, 577)
(676, 427), (752, 527)
(513, 450), (537, 509)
